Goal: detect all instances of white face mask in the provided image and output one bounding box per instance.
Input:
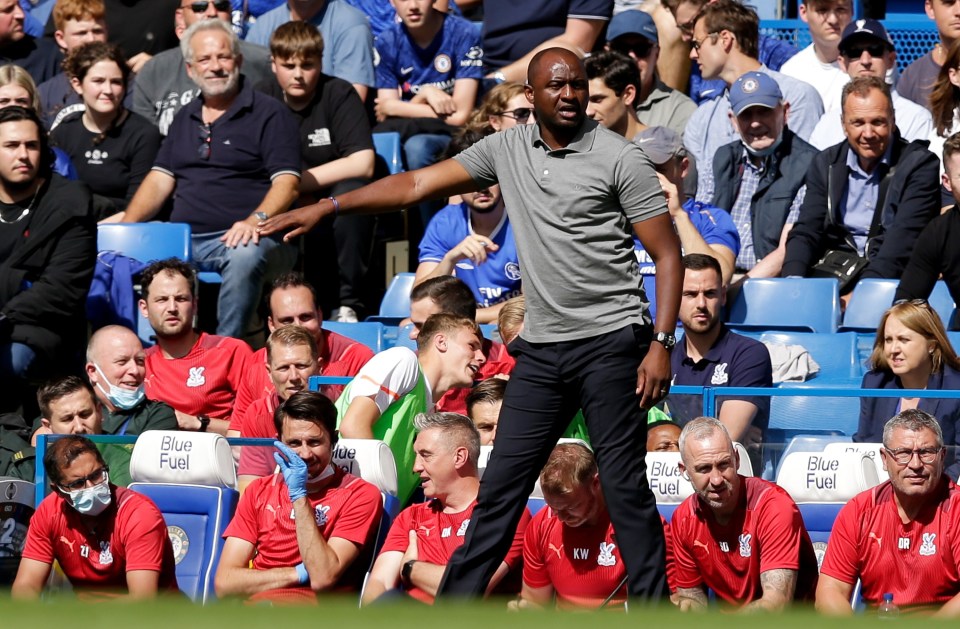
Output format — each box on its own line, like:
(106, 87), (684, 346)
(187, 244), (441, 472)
(307, 464), (336, 484)
(94, 363), (145, 410)
(64, 476), (112, 516)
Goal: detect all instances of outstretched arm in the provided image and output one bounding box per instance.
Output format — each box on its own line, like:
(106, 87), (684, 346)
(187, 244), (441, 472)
(258, 159), (478, 241)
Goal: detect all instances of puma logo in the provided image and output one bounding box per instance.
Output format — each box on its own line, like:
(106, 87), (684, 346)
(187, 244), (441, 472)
(59, 536), (75, 552)
(548, 543), (563, 559)
(418, 525), (435, 536)
(693, 539), (710, 554)
(869, 532), (882, 548)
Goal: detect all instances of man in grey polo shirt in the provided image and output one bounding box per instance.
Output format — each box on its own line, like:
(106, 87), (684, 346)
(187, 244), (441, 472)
(259, 47), (682, 603)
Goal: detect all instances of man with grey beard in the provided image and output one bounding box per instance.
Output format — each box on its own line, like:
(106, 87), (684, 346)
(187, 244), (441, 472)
(116, 18), (301, 340)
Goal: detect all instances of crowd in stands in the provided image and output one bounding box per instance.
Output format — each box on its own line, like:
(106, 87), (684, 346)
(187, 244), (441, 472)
(3, 0), (960, 615)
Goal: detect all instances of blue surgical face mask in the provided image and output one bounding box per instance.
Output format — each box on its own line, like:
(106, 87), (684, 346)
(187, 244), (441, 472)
(94, 363), (145, 410)
(742, 129), (784, 159)
(66, 477), (112, 516)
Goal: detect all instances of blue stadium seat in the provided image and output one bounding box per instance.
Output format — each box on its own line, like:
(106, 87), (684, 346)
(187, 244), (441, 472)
(393, 323), (418, 350)
(769, 393), (860, 435)
(97, 222), (192, 261)
(759, 331), (863, 387)
(776, 451), (880, 569)
(823, 442), (885, 480)
(322, 321), (385, 353)
(0, 478), (34, 585)
(367, 273), (416, 325)
(840, 278), (897, 332)
(372, 132), (403, 176)
(726, 278), (841, 333)
(128, 431), (239, 604)
(929, 281), (956, 330)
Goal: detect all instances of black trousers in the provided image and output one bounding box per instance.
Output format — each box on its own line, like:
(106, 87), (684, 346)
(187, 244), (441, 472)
(437, 324), (668, 602)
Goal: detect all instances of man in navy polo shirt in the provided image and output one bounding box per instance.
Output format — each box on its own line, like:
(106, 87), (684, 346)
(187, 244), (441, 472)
(669, 253), (772, 458)
(118, 18), (301, 340)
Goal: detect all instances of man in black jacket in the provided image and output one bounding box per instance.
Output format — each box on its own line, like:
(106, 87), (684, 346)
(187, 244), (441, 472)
(712, 71), (818, 281)
(782, 75), (940, 301)
(0, 106), (95, 413)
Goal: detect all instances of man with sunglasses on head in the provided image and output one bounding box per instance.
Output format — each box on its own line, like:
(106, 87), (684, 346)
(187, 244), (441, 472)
(817, 409), (960, 617)
(133, 0), (272, 135)
(12, 434), (178, 600)
(604, 10), (695, 137)
(807, 19), (933, 150)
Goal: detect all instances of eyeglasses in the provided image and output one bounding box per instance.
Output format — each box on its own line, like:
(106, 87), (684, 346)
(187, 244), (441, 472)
(198, 122), (212, 160)
(677, 14), (701, 36)
(58, 467), (109, 492)
(884, 447), (943, 465)
(185, 0), (231, 12)
(691, 32), (720, 52)
(842, 43), (886, 59)
(499, 107), (534, 123)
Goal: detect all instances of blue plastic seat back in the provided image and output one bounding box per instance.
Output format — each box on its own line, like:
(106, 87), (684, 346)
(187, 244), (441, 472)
(759, 331), (863, 387)
(127, 483), (238, 604)
(929, 281), (956, 329)
(368, 273), (416, 325)
(97, 223), (191, 262)
(726, 278), (840, 333)
(322, 321), (385, 353)
(840, 279), (897, 332)
(372, 132), (403, 176)
(769, 394), (860, 435)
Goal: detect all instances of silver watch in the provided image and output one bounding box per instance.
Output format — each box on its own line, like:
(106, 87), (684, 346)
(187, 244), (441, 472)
(652, 331), (676, 350)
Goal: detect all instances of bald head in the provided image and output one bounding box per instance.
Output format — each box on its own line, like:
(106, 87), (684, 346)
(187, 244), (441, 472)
(527, 47), (583, 85)
(85, 325), (146, 402)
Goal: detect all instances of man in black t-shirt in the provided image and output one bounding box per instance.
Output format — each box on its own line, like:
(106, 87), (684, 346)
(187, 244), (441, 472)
(260, 21), (376, 322)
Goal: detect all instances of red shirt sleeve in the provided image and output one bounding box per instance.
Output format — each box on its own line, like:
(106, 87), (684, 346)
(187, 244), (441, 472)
(379, 505), (414, 554)
(118, 494), (170, 572)
(521, 509), (550, 589)
(818, 498), (863, 585)
(234, 348), (268, 419)
(503, 507), (532, 570)
(327, 481), (383, 546)
(20, 496), (56, 564)
(223, 479), (263, 544)
(227, 341), (255, 417)
(670, 502), (704, 589)
(755, 490), (806, 573)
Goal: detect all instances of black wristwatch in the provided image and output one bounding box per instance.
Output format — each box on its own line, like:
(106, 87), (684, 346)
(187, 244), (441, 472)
(197, 415), (211, 432)
(401, 559), (416, 588)
(652, 331), (676, 350)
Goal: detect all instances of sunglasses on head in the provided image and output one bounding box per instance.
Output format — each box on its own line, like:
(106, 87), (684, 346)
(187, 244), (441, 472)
(186, 0), (231, 12)
(843, 43), (886, 58)
(499, 107), (533, 123)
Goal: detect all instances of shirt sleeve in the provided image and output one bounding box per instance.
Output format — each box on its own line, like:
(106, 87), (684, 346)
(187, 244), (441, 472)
(327, 481), (383, 546)
(374, 30), (399, 90)
(755, 489), (807, 574)
(728, 341), (774, 388)
(452, 133), (502, 188)
(418, 206), (458, 263)
(226, 339), (255, 412)
(342, 348), (422, 414)
(327, 79), (374, 157)
(503, 507), (532, 570)
(818, 498), (862, 585)
(120, 496), (171, 572)
(786, 185), (806, 224)
(378, 506), (414, 554)
(223, 481), (262, 544)
(670, 504), (704, 589)
(326, 11), (374, 87)
(614, 142), (669, 225)
(690, 204), (741, 255)
(662, 515), (677, 593)
(521, 510), (551, 589)
(258, 103), (302, 179)
(20, 497), (55, 564)
(568, 0), (613, 19)
(453, 19), (484, 80)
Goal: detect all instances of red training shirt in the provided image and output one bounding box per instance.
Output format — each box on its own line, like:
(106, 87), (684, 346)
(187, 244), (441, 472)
(144, 332), (252, 420)
(523, 507), (676, 609)
(380, 498), (531, 604)
(21, 486), (178, 598)
(820, 478), (960, 611)
(223, 466), (383, 602)
(671, 475), (819, 607)
(235, 392), (281, 477)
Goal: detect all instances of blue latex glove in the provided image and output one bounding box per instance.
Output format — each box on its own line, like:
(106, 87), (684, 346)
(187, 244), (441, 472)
(294, 562), (309, 585)
(273, 441), (308, 502)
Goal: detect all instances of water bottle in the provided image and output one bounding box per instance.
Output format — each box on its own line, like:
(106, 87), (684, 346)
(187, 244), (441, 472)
(878, 592), (900, 620)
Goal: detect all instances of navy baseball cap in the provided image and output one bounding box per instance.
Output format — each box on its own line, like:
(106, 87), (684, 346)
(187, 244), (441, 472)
(839, 18), (894, 54)
(607, 10), (658, 44)
(728, 71), (783, 115)
(634, 126), (684, 165)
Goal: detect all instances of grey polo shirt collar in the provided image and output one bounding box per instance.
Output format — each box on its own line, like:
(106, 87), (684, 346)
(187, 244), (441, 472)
(530, 117), (599, 153)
